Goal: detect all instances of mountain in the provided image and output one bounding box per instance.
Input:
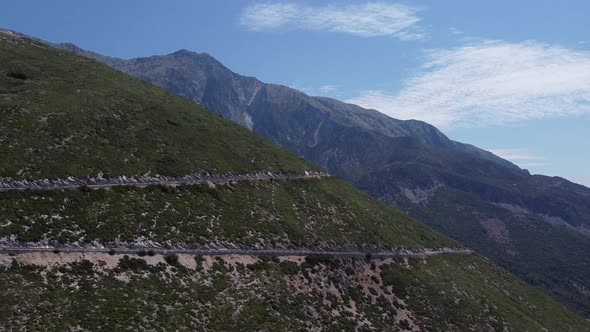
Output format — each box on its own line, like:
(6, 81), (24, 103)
(1, 30), (589, 330)
(55, 42), (590, 317)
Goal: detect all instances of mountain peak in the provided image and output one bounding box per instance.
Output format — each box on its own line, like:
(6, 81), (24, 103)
(172, 48), (214, 59)
(172, 48), (194, 55)
(167, 49), (225, 67)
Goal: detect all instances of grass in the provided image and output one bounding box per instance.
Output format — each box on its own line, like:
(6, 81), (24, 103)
(0, 178), (455, 248)
(0, 32), (318, 180)
(2, 254), (588, 331)
(380, 254), (588, 331)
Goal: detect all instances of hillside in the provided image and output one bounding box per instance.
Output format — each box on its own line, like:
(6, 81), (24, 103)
(57, 42), (590, 316)
(1, 30), (589, 331)
(0, 36), (318, 180)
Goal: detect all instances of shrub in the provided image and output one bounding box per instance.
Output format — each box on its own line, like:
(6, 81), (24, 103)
(246, 261), (270, 272)
(345, 266), (355, 276)
(6, 70), (27, 80)
(368, 287), (379, 296)
(70, 259), (95, 275)
(304, 254), (333, 266)
(370, 275), (380, 284)
(194, 255), (204, 270)
(164, 254), (179, 266)
(260, 255), (280, 263)
(279, 261), (300, 275)
(117, 255), (149, 271)
(78, 185), (93, 194)
(399, 319), (411, 330)
(211, 258), (228, 273)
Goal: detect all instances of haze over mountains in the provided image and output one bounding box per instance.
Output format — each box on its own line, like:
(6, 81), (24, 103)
(4, 29), (590, 331)
(56, 41), (590, 317)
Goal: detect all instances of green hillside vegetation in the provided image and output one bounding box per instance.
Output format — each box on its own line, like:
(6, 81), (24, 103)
(0, 30), (589, 330)
(0, 32), (315, 180)
(1, 253), (588, 331)
(0, 178), (452, 248)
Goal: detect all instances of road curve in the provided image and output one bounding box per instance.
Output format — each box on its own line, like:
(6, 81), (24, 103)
(0, 171), (330, 192)
(0, 247), (473, 258)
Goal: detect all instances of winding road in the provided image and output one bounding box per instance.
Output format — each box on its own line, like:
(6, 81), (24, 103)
(0, 171), (330, 192)
(0, 247), (473, 258)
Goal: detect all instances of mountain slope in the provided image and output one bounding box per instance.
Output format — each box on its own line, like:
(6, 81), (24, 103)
(1, 30), (589, 330)
(56, 42), (590, 317)
(0, 42), (320, 179)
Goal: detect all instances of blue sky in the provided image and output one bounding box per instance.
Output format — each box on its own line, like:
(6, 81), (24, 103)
(2, 0), (589, 186)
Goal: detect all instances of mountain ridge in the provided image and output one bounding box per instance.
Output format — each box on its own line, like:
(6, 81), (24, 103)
(57, 42), (520, 170)
(2, 28), (590, 330)
(50, 37), (590, 317)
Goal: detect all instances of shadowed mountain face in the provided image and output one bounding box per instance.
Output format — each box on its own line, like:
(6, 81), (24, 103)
(59, 43), (590, 317)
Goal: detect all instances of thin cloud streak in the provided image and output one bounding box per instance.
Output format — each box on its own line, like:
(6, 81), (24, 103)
(240, 2), (424, 39)
(349, 40), (590, 129)
(319, 85), (338, 94)
(488, 149), (544, 162)
(489, 149), (548, 169)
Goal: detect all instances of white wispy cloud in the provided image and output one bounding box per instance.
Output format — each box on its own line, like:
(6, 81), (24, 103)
(449, 27), (464, 36)
(240, 2), (424, 39)
(284, 82), (341, 97)
(488, 149), (544, 162)
(319, 84), (338, 94)
(348, 40), (590, 128)
(240, 3), (299, 31)
(488, 148), (548, 169)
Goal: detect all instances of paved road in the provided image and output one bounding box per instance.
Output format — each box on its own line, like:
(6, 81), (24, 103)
(0, 247), (473, 258)
(0, 171), (330, 192)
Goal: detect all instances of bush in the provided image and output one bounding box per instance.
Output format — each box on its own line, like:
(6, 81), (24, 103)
(260, 255), (280, 263)
(345, 266), (355, 276)
(368, 287), (379, 296)
(137, 250), (147, 257)
(304, 254), (333, 266)
(211, 258), (228, 273)
(399, 319), (411, 330)
(246, 261), (270, 272)
(370, 275), (380, 284)
(279, 261), (300, 275)
(147, 250), (156, 256)
(108, 249), (116, 256)
(70, 259), (95, 275)
(79, 185), (92, 193)
(194, 255), (204, 270)
(6, 70), (27, 80)
(164, 254), (179, 266)
(117, 255), (149, 271)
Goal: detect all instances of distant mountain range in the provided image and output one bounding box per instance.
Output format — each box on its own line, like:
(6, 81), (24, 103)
(57, 41), (590, 317)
